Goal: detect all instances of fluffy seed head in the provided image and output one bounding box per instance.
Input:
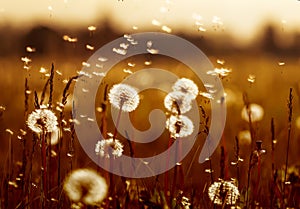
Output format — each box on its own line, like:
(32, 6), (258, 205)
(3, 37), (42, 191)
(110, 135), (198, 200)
(166, 115), (194, 138)
(164, 91), (192, 114)
(95, 138), (124, 159)
(108, 83), (140, 112)
(63, 168), (108, 205)
(27, 106), (58, 133)
(241, 103), (264, 122)
(208, 179), (239, 205)
(172, 78), (199, 99)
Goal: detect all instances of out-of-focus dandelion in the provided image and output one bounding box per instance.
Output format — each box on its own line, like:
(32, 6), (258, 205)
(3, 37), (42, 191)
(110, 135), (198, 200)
(208, 179), (239, 205)
(108, 83), (140, 112)
(95, 137), (124, 158)
(27, 105), (58, 133)
(164, 91), (192, 114)
(166, 115), (194, 138)
(238, 130), (251, 145)
(63, 168), (108, 205)
(172, 78), (199, 99)
(241, 103), (264, 122)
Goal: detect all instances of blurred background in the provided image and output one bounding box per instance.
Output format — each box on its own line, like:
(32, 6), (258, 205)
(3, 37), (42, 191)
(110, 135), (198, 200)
(1, 0), (300, 207)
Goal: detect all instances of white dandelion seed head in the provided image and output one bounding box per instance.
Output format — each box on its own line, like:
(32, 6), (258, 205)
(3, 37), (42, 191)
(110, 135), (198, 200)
(108, 83), (140, 112)
(95, 138), (124, 159)
(208, 179), (240, 205)
(27, 107), (58, 133)
(166, 115), (194, 138)
(164, 91), (192, 114)
(172, 78), (199, 99)
(63, 168), (108, 205)
(241, 103), (264, 122)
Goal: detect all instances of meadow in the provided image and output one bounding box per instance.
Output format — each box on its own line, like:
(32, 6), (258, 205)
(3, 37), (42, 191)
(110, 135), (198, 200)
(1, 24), (300, 209)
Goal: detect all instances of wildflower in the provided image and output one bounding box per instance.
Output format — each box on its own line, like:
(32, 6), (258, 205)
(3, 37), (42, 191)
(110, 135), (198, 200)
(164, 91), (192, 114)
(241, 103), (264, 122)
(108, 83), (140, 112)
(95, 137), (124, 158)
(27, 106), (58, 133)
(208, 179), (239, 205)
(63, 168), (108, 205)
(166, 115), (194, 138)
(172, 78), (199, 99)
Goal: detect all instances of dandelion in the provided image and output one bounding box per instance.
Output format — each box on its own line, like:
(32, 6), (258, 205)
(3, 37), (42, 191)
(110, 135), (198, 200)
(164, 91), (192, 114)
(172, 78), (199, 99)
(208, 179), (240, 205)
(108, 83), (140, 112)
(166, 115), (194, 138)
(238, 130), (251, 145)
(95, 138), (124, 158)
(27, 106), (58, 133)
(63, 168), (108, 205)
(241, 103), (264, 122)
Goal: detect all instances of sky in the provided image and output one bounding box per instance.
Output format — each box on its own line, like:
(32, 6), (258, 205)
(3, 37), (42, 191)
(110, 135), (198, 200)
(1, 0), (300, 42)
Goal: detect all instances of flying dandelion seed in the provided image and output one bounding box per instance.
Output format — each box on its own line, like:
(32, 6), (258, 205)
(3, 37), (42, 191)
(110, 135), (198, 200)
(132, 26), (138, 30)
(147, 48), (159, 54)
(63, 168), (108, 205)
(247, 74), (256, 83)
(217, 59), (225, 65)
(95, 138), (124, 158)
(162, 25), (172, 33)
(21, 57), (31, 65)
(87, 26), (96, 31)
(108, 83), (140, 112)
(152, 19), (161, 26)
(26, 46), (36, 53)
(208, 179), (240, 205)
(63, 35), (77, 43)
(241, 103), (264, 122)
(164, 91), (192, 114)
(172, 78), (199, 99)
(86, 44), (94, 51)
(199, 91), (214, 99)
(27, 105), (58, 133)
(207, 67), (232, 78)
(39, 67), (47, 74)
(166, 115), (194, 138)
(113, 47), (127, 55)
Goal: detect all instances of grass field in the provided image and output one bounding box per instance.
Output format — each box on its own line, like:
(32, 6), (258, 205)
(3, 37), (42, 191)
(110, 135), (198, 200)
(1, 33), (300, 208)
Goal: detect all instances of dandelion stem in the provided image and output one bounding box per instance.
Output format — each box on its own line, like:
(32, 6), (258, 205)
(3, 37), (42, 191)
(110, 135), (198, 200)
(41, 130), (48, 209)
(283, 88), (293, 207)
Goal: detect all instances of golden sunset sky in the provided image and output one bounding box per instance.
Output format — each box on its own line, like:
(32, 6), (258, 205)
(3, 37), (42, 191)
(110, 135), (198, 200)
(1, 0), (300, 42)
